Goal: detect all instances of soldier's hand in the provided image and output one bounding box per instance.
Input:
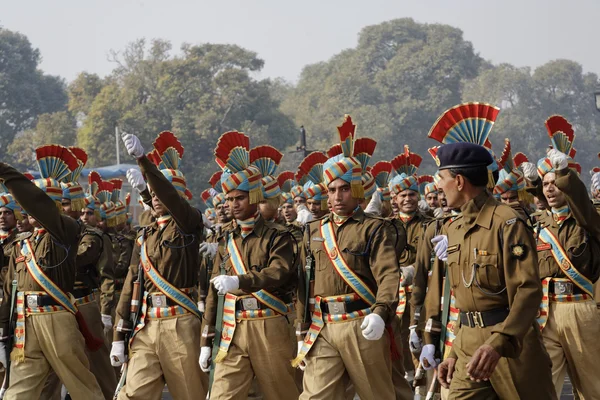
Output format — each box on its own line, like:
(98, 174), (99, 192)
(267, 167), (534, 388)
(122, 133), (145, 159)
(296, 341), (307, 371)
(547, 149), (568, 171)
(211, 275), (239, 295)
(197, 301), (206, 313)
(400, 265), (415, 287)
(433, 207), (444, 219)
(199, 346), (212, 372)
(364, 191), (383, 216)
(466, 344), (500, 382)
(199, 242), (218, 260)
(101, 314), (113, 336)
(126, 169), (147, 193)
(418, 199), (430, 214)
(437, 357), (456, 389)
(110, 341), (125, 367)
(408, 325), (422, 355)
(431, 235), (448, 262)
(360, 313), (385, 340)
(419, 344), (438, 370)
(521, 162), (538, 182)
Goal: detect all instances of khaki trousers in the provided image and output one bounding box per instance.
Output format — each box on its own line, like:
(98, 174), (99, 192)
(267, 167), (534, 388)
(391, 317), (419, 400)
(543, 300), (600, 399)
(210, 316), (298, 400)
(117, 313), (207, 400)
(5, 311), (103, 400)
(300, 318), (395, 400)
(449, 323), (556, 400)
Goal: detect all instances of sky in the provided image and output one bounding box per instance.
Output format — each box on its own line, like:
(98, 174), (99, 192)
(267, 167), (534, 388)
(2, 0), (600, 84)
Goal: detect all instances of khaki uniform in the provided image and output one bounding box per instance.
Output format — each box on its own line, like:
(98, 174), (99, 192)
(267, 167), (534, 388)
(0, 162), (103, 400)
(114, 156), (207, 400)
(107, 230), (135, 345)
(444, 191), (555, 399)
(201, 215), (298, 400)
(533, 169), (600, 399)
(0, 229), (18, 295)
(296, 209), (402, 400)
(593, 201), (600, 311)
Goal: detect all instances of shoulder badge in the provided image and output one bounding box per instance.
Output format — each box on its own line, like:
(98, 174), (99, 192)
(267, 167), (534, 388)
(506, 218), (517, 226)
(510, 244), (526, 260)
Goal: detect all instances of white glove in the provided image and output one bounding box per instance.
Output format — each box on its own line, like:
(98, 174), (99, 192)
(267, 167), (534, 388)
(201, 213), (214, 229)
(126, 168), (147, 193)
(419, 344), (438, 370)
(199, 242), (218, 260)
(418, 199), (430, 213)
(547, 149), (568, 171)
(360, 313), (385, 340)
(409, 325), (422, 355)
(364, 192), (382, 215)
(521, 162), (538, 182)
(400, 265), (415, 287)
(434, 207), (444, 219)
(211, 275), (239, 295)
(297, 341), (307, 371)
(592, 172), (600, 191)
(110, 341), (125, 367)
(431, 235), (448, 262)
(122, 133), (145, 159)
(0, 342), (6, 369)
(101, 314), (113, 336)
(296, 205), (313, 225)
(197, 301), (205, 313)
(199, 346), (211, 373)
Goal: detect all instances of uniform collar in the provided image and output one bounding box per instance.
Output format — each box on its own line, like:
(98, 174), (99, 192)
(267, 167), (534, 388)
(324, 207), (365, 225)
(233, 213), (266, 239)
(460, 191), (495, 231)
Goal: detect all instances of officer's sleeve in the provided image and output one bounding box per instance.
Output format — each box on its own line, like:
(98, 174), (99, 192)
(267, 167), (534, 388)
(410, 221), (436, 325)
(200, 245), (222, 347)
(369, 221), (400, 323)
(76, 233), (103, 273)
(99, 235), (116, 316)
(295, 227), (310, 341)
(113, 241), (140, 342)
(0, 251), (15, 340)
(138, 156), (202, 236)
(486, 219), (542, 358)
(237, 232), (296, 292)
(555, 168), (600, 239)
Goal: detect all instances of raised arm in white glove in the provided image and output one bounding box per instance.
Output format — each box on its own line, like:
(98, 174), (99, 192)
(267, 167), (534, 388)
(296, 204), (313, 225)
(431, 235), (448, 262)
(418, 199), (430, 214)
(364, 192), (383, 216)
(199, 242), (218, 260)
(211, 275), (239, 295)
(592, 172), (600, 192)
(126, 168), (147, 193)
(521, 162), (538, 182)
(434, 207), (444, 219)
(360, 313), (385, 340)
(199, 346), (212, 373)
(547, 149), (568, 171)
(122, 133), (145, 159)
(110, 341), (125, 367)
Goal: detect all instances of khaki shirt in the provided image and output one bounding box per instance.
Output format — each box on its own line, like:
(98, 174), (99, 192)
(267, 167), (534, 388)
(397, 212), (430, 267)
(1, 229), (18, 288)
(200, 215), (296, 347)
(296, 208), (402, 337)
(444, 191), (541, 359)
(0, 162), (80, 334)
(114, 156), (204, 341)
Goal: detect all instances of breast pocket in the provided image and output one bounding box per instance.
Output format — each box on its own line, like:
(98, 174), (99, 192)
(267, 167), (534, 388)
(314, 249), (330, 271)
(537, 251), (554, 278)
(447, 250), (461, 289)
(475, 254), (504, 291)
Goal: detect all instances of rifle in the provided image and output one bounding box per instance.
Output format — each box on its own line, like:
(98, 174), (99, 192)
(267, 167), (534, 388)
(113, 262), (144, 399)
(303, 251), (314, 326)
(208, 235), (228, 396)
(0, 279), (18, 399)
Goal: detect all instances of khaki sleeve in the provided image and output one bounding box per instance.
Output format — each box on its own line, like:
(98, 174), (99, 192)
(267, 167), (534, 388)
(76, 233), (103, 274)
(99, 235), (116, 316)
(485, 219), (542, 358)
(411, 221), (436, 324)
(295, 226), (311, 341)
(555, 168), (600, 239)
(0, 249), (16, 339)
(200, 242), (223, 347)
(369, 221), (401, 323)
(113, 240), (140, 342)
(138, 156), (202, 235)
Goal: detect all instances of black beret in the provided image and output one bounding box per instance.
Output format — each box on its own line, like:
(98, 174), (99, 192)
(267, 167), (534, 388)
(436, 143), (493, 170)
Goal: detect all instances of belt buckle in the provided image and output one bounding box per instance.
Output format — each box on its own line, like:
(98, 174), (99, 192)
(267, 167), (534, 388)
(472, 311), (484, 328)
(328, 301), (346, 314)
(27, 295), (39, 308)
(152, 294), (167, 307)
(242, 298), (259, 310)
(555, 281), (573, 295)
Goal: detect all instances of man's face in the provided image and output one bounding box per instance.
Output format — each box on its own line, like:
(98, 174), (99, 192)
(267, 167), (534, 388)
(594, 190), (600, 201)
(394, 190), (418, 214)
(306, 199), (325, 219)
(391, 197), (399, 214)
(500, 191), (519, 206)
(215, 203), (231, 224)
(151, 192), (167, 217)
(258, 201), (278, 221)
(28, 215), (40, 229)
(533, 196), (546, 211)
(542, 172), (567, 209)
(281, 202), (297, 223)
(226, 190), (257, 220)
(438, 190), (448, 209)
(80, 208), (98, 227)
(294, 196), (306, 208)
(425, 192), (439, 209)
(327, 179), (358, 216)
(62, 199), (81, 220)
(0, 208), (16, 231)
(437, 170), (462, 209)
(17, 215), (32, 233)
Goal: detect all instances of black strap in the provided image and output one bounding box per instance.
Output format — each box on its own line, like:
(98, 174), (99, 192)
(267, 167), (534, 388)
(459, 308), (509, 328)
(321, 299), (369, 314)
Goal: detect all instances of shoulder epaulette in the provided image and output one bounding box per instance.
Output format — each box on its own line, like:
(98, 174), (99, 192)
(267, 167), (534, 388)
(13, 231), (32, 244)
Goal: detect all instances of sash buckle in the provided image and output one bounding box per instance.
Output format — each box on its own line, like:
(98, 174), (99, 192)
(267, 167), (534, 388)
(554, 281), (574, 295)
(150, 294), (167, 307)
(327, 302), (346, 314)
(26, 295), (39, 308)
(241, 298), (259, 311)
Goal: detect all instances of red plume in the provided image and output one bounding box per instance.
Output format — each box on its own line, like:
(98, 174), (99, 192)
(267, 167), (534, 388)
(327, 144), (342, 158)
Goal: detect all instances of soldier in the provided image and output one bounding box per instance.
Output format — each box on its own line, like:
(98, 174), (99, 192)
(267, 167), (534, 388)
(520, 115), (600, 398)
(0, 193), (21, 291)
(388, 145), (431, 393)
(111, 131), (207, 399)
(369, 161), (394, 218)
(421, 176), (439, 210)
(429, 104), (555, 399)
(590, 171), (600, 312)
(297, 152), (330, 221)
(199, 130), (299, 400)
(0, 147), (104, 399)
(294, 115), (401, 400)
(16, 211), (32, 234)
(251, 145), (285, 224)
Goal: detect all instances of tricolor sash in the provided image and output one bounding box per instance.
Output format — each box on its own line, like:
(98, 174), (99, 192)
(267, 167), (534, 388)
(396, 286), (406, 317)
(536, 278), (551, 330)
(138, 236), (201, 319)
(226, 236), (288, 315)
(443, 291), (459, 360)
(214, 293), (238, 362)
(319, 220), (376, 305)
(538, 227), (594, 296)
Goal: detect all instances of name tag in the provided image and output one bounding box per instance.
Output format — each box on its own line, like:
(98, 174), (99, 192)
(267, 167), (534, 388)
(537, 243), (551, 252)
(15, 256), (25, 263)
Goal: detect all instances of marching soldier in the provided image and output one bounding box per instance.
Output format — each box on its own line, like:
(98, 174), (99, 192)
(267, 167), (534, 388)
(294, 115), (402, 400)
(297, 152), (330, 221)
(199, 130), (299, 400)
(429, 104), (555, 399)
(111, 131), (207, 399)
(0, 192), (21, 291)
(278, 172), (302, 229)
(0, 147), (104, 399)
(520, 115), (600, 398)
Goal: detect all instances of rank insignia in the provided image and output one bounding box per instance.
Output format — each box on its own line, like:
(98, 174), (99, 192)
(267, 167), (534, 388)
(510, 244), (526, 259)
